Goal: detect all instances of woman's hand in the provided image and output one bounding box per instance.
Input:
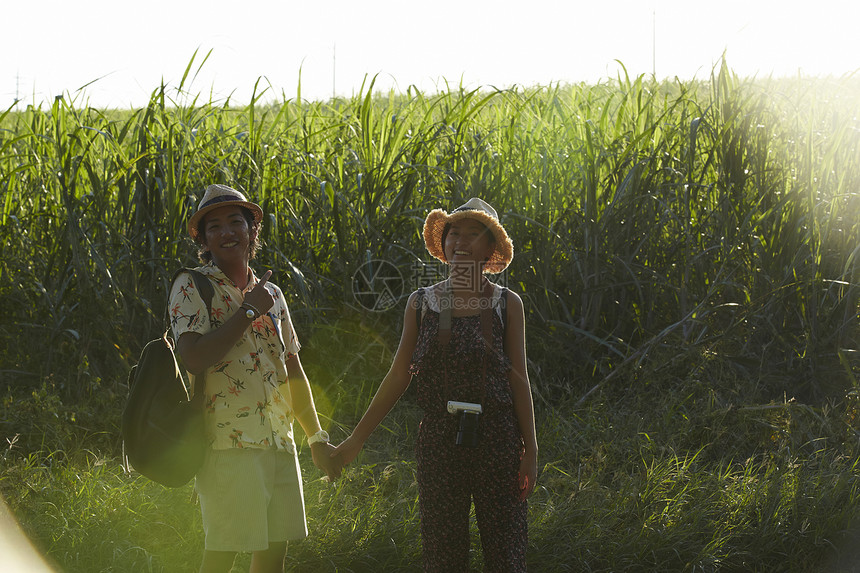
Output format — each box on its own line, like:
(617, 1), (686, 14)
(518, 450), (538, 501)
(331, 434), (365, 467)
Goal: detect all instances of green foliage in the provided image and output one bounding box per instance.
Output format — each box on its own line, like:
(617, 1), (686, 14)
(0, 450), (202, 572)
(2, 61), (859, 402)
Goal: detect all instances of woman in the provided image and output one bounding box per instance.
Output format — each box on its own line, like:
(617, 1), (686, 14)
(333, 197), (538, 572)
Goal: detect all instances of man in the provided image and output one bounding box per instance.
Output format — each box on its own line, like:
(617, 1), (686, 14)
(168, 184), (341, 573)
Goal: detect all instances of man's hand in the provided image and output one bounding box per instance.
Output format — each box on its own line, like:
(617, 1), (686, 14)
(310, 442), (342, 481)
(244, 269), (275, 315)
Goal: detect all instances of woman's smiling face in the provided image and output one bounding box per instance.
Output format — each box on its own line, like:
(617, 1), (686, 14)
(443, 218), (496, 269)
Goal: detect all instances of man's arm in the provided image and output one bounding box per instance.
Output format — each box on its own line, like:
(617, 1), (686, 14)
(176, 270), (274, 375)
(286, 353), (341, 480)
(177, 312), (253, 375)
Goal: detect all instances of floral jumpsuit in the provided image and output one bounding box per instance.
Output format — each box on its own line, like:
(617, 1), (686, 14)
(408, 287), (528, 572)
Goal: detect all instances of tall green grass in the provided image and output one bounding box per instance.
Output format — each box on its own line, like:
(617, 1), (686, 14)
(2, 61), (858, 398)
(1, 58), (859, 571)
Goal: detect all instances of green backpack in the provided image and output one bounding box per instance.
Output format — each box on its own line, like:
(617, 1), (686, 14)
(121, 268), (213, 488)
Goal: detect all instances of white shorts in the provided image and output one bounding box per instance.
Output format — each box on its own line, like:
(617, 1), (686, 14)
(195, 448), (308, 552)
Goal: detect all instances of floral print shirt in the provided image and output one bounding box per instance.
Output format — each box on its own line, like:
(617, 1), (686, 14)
(168, 262), (301, 452)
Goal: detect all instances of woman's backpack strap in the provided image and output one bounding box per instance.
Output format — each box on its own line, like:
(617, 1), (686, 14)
(500, 287), (509, 337)
(414, 287), (426, 327)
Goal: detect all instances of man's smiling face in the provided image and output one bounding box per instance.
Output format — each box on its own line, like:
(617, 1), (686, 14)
(200, 205), (256, 267)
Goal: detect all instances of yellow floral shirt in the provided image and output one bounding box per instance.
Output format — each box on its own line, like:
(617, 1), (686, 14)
(168, 263), (301, 452)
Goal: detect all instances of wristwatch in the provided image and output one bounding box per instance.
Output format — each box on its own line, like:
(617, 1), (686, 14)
(240, 302), (259, 320)
(307, 430), (330, 446)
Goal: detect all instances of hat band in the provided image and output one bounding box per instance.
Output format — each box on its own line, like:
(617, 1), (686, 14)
(199, 194), (245, 211)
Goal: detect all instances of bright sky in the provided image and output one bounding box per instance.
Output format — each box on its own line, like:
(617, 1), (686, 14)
(3, 0), (858, 109)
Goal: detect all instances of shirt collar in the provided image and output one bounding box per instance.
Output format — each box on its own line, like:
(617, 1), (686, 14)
(203, 261), (255, 292)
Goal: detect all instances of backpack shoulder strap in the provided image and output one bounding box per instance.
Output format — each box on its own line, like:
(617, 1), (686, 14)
(414, 287), (426, 327)
(168, 267), (215, 404)
(500, 287), (509, 337)
(185, 268), (215, 321)
(169, 267), (215, 323)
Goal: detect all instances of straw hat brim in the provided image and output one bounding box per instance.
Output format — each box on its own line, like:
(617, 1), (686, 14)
(423, 208), (514, 274)
(188, 201), (264, 240)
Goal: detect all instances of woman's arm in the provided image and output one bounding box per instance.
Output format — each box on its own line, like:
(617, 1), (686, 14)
(332, 290), (422, 466)
(505, 290), (538, 501)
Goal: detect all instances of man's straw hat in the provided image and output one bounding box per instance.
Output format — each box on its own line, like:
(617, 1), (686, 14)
(188, 184), (263, 240)
(423, 197), (514, 274)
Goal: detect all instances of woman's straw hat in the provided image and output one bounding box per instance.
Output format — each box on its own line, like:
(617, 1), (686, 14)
(188, 184), (263, 240)
(423, 197), (514, 274)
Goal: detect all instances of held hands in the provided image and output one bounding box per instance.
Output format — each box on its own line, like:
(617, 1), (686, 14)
(244, 269), (275, 316)
(308, 433), (362, 482)
(310, 441), (343, 481)
(329, 432), (536, 500)
(331, 434), (364, 467)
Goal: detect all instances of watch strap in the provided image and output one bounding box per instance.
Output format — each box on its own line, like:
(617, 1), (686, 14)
(240, 302), (260, 319)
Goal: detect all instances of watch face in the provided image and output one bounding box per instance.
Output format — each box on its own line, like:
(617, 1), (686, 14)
(310, 430), (329, 444)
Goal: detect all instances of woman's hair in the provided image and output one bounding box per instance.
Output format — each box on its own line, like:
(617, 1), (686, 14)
(195, 206), (262, 263)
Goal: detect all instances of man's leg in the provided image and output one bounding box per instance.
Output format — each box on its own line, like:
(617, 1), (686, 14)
(250, 541), (288, 573)
(199, 550), (237, 573)
(196, 449), (273, 572)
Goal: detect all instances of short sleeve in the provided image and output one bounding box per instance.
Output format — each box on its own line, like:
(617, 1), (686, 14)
(168, 272), (210, 338)
(271, 284), (301, 358)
